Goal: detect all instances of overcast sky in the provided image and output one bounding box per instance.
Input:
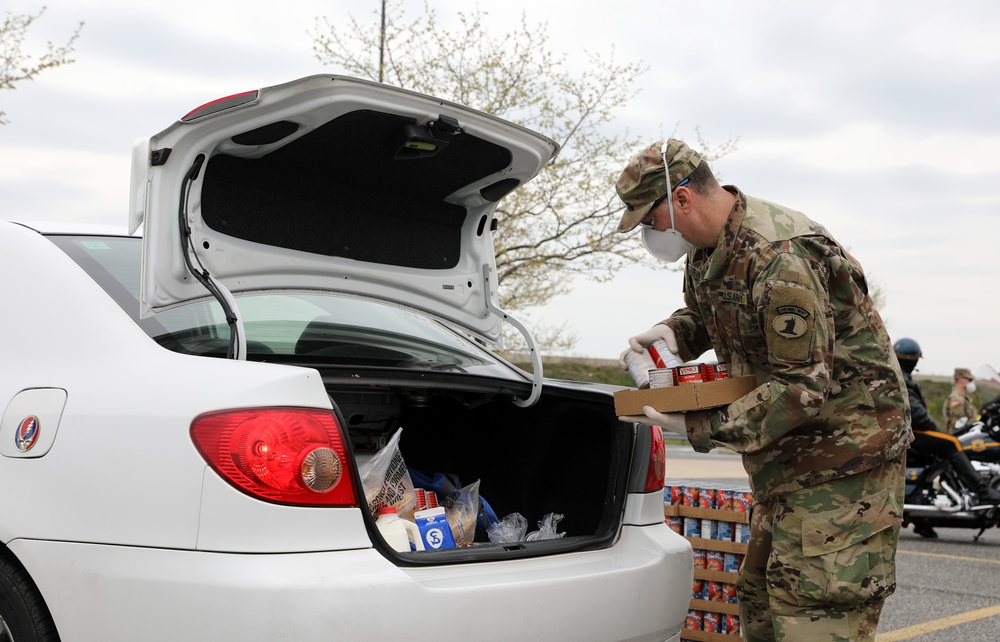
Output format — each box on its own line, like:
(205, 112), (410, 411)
(3, 0), (999, 379)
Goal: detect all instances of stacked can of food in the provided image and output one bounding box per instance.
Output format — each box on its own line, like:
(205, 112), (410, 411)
(663, 481), (684, 534)
(648, 340), (683, 370)
(728, 486), (751, 545)
(682, 484), (701, 539)
(645, 361), (732, 389)
(703, 362), (729, 380)
(624, 340), (686, 388)
(699, 485), (718, 541)
(665, 479), (749, 638)
(647, 367), (676, 388)
(623, 349), (658, 389)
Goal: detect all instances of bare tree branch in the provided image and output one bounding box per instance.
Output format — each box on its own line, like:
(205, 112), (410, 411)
(310, 0), (738, 350)
(1, 6), (83, 124)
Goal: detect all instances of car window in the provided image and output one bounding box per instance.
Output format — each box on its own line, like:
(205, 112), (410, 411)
(48, 234), (514, 375)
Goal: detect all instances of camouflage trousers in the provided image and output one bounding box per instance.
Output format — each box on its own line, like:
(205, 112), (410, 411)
(737, 455), (905, 642)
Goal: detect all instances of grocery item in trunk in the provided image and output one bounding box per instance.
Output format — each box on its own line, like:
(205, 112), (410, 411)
(359, 428), (417, 520)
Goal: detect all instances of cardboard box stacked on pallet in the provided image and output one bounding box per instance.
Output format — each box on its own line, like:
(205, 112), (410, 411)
(665, 481), (749, 641)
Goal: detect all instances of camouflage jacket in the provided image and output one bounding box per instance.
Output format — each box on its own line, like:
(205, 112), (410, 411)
(667, 187), (914, 498)
(942, 390), (977, 433)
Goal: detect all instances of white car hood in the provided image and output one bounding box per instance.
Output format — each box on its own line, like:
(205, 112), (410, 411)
(129, 75), (558, 344)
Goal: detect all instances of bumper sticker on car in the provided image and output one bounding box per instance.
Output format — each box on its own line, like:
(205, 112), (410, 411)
(15, 416), (39, 452)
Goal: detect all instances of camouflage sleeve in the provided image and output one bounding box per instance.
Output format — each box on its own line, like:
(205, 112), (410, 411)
(942, 393), (976, 431)
(967, 397), (979, 421)
(663, 265), (714, 361)
(697, 248), (833, 454)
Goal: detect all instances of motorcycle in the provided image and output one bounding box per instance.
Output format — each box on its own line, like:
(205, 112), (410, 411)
(902, 368), (1000, 541)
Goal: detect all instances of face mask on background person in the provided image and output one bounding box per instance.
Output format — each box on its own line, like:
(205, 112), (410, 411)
(966, 381), (977, 394)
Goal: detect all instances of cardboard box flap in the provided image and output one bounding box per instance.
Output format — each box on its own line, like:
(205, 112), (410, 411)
(614, 376), (757, 416)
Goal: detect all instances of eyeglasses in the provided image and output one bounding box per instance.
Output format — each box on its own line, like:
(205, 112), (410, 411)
(641, 177), (690, 227)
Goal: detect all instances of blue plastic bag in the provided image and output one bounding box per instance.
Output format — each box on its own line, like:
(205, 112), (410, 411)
(408, 468), (499, 532)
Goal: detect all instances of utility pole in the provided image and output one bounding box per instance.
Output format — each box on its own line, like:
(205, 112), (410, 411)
(378, 0), (386, 83)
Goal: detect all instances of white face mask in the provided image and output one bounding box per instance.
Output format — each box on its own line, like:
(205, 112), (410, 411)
(639, 141), (695, 263)
(966, 381), (977, 394)
(641, 225), (694, 262)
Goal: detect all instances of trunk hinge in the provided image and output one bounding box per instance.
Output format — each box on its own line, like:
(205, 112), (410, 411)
(483, 264), (542, 407)
(177, 154), (248, 360)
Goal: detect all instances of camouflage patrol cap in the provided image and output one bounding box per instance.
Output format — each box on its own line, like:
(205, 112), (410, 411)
(616, 139), (702, 232)
(954, 367), (974, 381)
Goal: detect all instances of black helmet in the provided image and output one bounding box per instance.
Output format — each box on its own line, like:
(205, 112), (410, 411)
(893, 337), (921, 374)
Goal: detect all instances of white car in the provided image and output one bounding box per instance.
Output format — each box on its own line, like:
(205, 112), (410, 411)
(0, 75), (692, 641)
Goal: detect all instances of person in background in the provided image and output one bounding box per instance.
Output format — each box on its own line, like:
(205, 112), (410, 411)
(943, 367), (978, 433)
(893, 339), (1000, 540)
(614, 139), (912, 642)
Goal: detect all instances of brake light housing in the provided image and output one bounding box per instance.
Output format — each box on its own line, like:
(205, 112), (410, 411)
(181, 89), (258, 122)
(643, 425), (666, 493)
(191, 407), (357, 507)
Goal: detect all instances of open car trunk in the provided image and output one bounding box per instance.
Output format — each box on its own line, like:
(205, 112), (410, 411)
(327, 375), (633, 561)
(124, 75), (636, 561)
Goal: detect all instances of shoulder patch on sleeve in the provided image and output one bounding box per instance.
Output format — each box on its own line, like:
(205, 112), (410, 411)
(778, 270), (805, 284)
(766, 284), (815, 362)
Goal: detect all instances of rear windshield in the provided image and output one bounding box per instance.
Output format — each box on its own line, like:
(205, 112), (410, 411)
(47, 234), (515, 376)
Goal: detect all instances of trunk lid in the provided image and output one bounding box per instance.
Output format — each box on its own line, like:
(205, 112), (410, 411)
(128, 75), (558, 345)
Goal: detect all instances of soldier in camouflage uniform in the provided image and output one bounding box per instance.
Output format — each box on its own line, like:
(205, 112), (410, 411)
(614, 139), (914, 641)
(943, 367), (978, 433)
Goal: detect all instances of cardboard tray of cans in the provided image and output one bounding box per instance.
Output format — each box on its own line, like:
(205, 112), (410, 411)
(615, 376), (756, 416)
(665, 481), (750, 641)
(614, 360), (757, 416)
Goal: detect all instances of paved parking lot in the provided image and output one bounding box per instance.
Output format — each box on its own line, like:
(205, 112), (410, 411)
(879, 526), (1000, 642)
(664, 444), (748, 482)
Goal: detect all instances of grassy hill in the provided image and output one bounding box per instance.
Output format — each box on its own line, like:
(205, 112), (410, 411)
(522, 357), (997, 432)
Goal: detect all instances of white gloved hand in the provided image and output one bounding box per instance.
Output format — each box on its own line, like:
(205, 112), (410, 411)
(643, 406), (686, 433)
(629, 323), (679, 354)
(618, 323), (680, 369)
(617, 406), (686, 434)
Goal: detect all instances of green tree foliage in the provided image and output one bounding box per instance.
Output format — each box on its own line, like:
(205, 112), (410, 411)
(311, 1), (736, 321)
(0, 6), (83, 125)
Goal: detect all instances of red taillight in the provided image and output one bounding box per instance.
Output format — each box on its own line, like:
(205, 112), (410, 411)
(191, 407), (358, 507)
(643, 425), (666, 493)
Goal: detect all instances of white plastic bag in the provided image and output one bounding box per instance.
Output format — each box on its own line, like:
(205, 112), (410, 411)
(358, 428), (416, 520)
(486, 512), (528, 544)
(446, 479), (481, 546)
(526, 513), (566, 541)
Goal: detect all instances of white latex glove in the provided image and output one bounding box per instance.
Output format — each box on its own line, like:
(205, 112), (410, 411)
(618, 406), (687, 434)
(618, 323), (680, 369)
(629, 323), (679, 354)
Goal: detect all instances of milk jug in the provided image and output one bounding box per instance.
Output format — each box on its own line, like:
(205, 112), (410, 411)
(376, 506), (424, 552)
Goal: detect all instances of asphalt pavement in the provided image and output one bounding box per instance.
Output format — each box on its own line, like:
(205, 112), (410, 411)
(666, 445), (1000, 641)
(879, 526), (1000, 642)
(664, 444), (748, 484)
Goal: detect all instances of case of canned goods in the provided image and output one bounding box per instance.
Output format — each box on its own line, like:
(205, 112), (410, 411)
(665, 479), (749, 641)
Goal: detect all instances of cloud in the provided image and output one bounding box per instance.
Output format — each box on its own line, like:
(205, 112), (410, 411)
(2, 0), (999, 375)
